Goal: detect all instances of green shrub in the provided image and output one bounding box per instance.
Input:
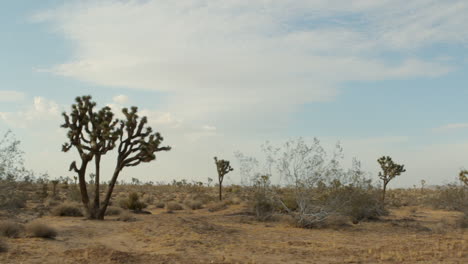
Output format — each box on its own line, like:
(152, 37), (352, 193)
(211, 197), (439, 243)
(0, 221), (23, 238)
(26, 222), (57, 239)
(51, 203), (83, 217)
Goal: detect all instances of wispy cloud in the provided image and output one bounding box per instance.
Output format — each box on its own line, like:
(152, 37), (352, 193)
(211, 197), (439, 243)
(33, 0), (461, 122)
(434, 123), (468, 132)
(0, 90), (25, 102)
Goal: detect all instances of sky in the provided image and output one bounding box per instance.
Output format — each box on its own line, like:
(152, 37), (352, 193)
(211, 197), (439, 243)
(1, 0), (467, 187)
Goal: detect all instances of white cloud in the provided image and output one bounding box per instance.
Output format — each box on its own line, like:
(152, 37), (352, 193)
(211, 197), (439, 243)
(34, 0), (460, 120)
(0, 90), (25, 102)
(434, 123), (468, 131)
(112, 94), (129, 104)
(0, 97), (61, 128)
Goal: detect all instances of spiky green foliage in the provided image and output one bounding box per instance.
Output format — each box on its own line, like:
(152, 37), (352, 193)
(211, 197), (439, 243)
(214, 157), (233, 201)
(377, 156), (406, 204)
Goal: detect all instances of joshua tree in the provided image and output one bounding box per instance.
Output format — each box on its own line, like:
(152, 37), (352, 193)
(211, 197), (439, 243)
(460, 170), (468, 187)
(214, 157), (233, 201)
(51, 180), (59, 198)
(62, 96), (170, 219)
(377, 156), (406, 204)
(97, 107), (170, 219)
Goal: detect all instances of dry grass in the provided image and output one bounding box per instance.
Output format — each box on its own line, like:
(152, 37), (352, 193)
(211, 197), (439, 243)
(0, 221), (23, 238)
(26, 222), (57, 239)
(105, 206), (122, 216)
(166, 202), (183, 212)
(51, 203), (83, 217)
(207, 201), (229, 212)
(185, 200), (203, 210)
(116, 211), (136, 222)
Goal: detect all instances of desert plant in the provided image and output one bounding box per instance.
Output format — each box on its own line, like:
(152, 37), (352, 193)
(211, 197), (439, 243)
(207, 201), (229, 212)
(166, 202), (183, 212)
(51, 203), (84, 217)
(214, 157), (233, 201)
(116, 211), (135, 222)
(62, 96), (170, 219)
(26, 222), (57, 239)
(0, 221), (23, 238)
(155, 201), (165, 208)
(104, 206), (122, 216)
(0, 239), (7, 253)
(119, 192), (147, 212)
(185, 200), (203, 210)
(377, 156), (406, 205)
(460, 170), (468, 187)
(51, 180), (59, 198)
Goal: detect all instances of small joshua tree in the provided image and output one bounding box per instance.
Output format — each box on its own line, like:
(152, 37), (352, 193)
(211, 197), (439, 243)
(377, 156), (406, 205)
(214, 157), (233, 201)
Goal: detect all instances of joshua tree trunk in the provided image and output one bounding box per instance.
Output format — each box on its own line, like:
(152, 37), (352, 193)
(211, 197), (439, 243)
(381, 181), (388, 205)
(91, 154), (101, 218)
(97, 166), (123, 220)
(219, 181), (223, 201)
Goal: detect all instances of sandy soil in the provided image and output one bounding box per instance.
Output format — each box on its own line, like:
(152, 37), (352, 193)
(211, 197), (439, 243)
(0, 204), (467, 264)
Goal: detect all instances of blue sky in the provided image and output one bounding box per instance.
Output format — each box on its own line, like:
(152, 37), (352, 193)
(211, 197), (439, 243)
(1, 0), (467, 187)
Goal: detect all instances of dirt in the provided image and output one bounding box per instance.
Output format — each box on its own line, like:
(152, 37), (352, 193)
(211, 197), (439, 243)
(0, 204), (467, 263)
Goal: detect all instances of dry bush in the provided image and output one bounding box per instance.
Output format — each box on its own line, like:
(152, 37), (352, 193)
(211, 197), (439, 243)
(185, 200), (203, 210)
(66, 187), (81, 202)
(155, 201), (165, 208)
(0, 239), (7, 253)
(116, 211), (136, 222)
(119, 192), (147, 211)
(51, 203), (83, 217)
(26, 222), (57, 239)
(456, 210), (468, 229)
(0, 221), (23, 238)
(166, 202), (183, 212)
(0, 182), (27, 210)
(207, 201), (229, 212)
(104, 206), (122, 216)
(426, 185), (468, 211)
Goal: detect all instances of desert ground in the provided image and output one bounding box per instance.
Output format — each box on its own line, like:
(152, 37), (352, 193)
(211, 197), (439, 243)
(0, 184), (467, 264)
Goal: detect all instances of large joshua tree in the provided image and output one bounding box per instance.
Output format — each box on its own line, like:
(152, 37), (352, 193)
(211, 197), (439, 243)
(62, 96), (170, 219)
(377, 156), (406, 205)
(214, 157), (233, 201)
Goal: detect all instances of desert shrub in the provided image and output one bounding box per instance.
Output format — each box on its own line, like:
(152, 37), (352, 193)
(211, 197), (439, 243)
(185, 200), (203, 210)
(119, 192), (147, 211)
(325, 185), (386, 223)
(105, 206), (122, 216)
(66, 187), (81, 202)
(0, 182), (27, 210)
(0, 221), (23, 238)
(427, 184), (468, 211)
(116, 211), (135, 222)
(166, 202), (183, 212)
(456, 209), (468, 229)
(207, 201), (229, 212)
(249, 175), (276, 221)
(26, 222), (57, 239)
(0, 239), (7, 253)
(51, 203), (83, 217)
(155, 201), (165, 208)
